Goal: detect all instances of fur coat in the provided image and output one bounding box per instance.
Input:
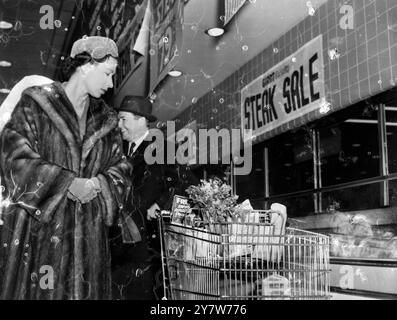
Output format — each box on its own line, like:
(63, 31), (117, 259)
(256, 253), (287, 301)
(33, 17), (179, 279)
(0, 82), (130, 300)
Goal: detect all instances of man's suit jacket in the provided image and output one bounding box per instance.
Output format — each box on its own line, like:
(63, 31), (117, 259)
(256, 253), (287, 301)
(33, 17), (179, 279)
(109, 138), (199, 299)
(122, 139), (199, 239)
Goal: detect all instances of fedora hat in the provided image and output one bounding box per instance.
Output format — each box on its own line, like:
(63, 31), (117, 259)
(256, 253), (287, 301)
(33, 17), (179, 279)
(118, 95), (157, 122)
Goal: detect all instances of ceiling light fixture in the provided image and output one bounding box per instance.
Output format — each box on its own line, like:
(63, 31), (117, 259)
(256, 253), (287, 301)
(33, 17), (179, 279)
(205, 27), (225, 37)
(168, 70), (183, 77)
(345, 119), (377, 124)
(0, 60), (12, 67)
(0, 88), (11, 94)
(0, 21), (13, 29)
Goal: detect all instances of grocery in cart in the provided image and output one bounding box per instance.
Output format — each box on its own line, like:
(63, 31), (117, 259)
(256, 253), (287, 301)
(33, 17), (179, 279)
(158, 196), (331, 300)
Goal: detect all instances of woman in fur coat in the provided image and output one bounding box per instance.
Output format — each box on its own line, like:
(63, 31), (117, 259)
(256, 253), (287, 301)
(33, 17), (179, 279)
(0, 36), (130, 300)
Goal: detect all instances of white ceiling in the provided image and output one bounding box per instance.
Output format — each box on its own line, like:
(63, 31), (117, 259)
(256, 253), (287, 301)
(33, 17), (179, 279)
(153, 0), (328, 121)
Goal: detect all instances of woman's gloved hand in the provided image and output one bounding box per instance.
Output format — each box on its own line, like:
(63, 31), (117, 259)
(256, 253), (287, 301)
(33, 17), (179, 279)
(68, 177), (101, 204)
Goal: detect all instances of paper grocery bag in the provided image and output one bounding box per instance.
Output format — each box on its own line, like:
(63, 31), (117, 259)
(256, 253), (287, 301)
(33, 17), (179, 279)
(226, 200), (256, 258)
(251, 203), (287, 263)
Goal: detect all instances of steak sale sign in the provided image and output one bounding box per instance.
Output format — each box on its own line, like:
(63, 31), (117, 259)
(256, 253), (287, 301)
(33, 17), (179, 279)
(241, 35), (325, 142)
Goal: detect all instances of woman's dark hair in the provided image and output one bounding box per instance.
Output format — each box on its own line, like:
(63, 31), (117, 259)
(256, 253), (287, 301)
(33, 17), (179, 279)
(59, 52), (115, 82)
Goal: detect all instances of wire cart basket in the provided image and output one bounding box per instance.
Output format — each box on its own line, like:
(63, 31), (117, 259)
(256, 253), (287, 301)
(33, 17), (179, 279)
(159, 209), (331, 300)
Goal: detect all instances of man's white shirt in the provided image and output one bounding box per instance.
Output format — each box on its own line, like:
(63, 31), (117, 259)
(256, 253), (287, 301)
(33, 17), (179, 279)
(128, 130), (149, 155)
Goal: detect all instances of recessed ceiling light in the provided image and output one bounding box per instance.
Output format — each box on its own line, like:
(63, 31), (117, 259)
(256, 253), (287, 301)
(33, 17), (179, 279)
(205, 27), (225, 37)
(0, 61), (12, 67)
(0, 88), (11, 94)
(168, 70), (183, 77)
(0, 21), (13, 29)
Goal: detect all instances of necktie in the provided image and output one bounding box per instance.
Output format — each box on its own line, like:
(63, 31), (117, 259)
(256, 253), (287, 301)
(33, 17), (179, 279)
(128, 142), (136, 157)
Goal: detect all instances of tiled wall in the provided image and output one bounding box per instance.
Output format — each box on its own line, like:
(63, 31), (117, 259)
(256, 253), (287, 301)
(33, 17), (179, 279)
(175, 0), (397, 146)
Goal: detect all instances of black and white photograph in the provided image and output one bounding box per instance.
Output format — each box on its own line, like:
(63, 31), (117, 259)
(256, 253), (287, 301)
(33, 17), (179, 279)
(0, 0), (397, 304)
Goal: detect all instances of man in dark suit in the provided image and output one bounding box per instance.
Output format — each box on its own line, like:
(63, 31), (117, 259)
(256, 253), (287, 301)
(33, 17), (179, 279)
(109, 95), (198, 300)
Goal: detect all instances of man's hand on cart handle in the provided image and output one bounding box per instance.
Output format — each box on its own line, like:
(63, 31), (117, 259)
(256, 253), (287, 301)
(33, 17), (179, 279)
(147, 202), (161, 221)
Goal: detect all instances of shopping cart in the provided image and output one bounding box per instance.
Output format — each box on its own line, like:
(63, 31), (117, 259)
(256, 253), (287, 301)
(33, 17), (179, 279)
(158, 209), (331, 300)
